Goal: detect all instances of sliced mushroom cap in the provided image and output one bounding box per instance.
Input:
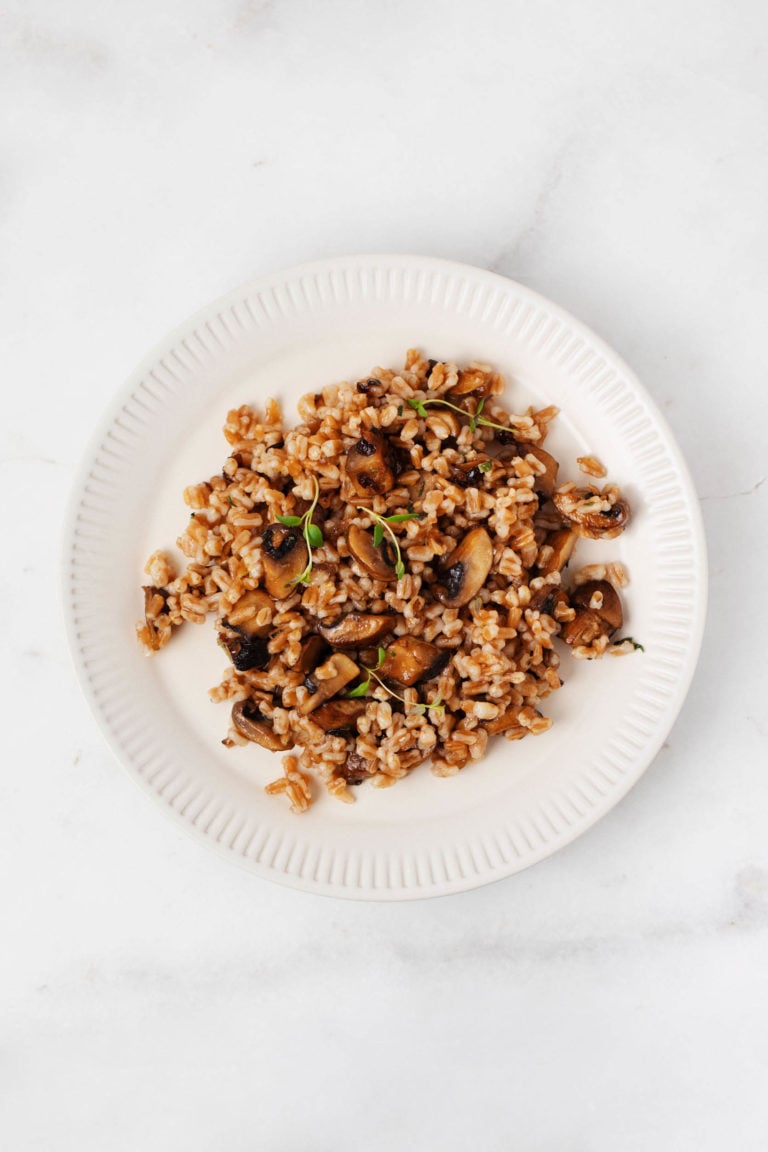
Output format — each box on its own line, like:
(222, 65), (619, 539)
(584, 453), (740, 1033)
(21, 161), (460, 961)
(347, 523), (398, 581)
(345, 429), (397, 496)
(562, 609), (607, 648)
(525, 444), (559, 498)
(225, 589), (273, 636)
(447, 367), (490, 396)
(380, 636), (449, 687)
(217, 623), (271, 671)
(450, 456), (491, 488)
(571, 580), (623, 633)
(231, 699), (288, 751)
(296, 634), (329, 673)
(311, 699), (367, 735)
(299, 653), (360, 715)
(318, 612), (397, 649)
(485, 705), (541, 738)
(261, 523), (309, 598)
(434, 527), (493, 607)
(337, 751), (374, 785)
(553, 487), (630, 540)
(537, 528), (577, 574)
(528, 585), (570, 620)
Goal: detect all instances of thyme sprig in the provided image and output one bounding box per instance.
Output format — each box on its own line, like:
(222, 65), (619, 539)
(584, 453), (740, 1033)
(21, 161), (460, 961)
(406, 395), (518, 437)
(356, 507), (422, 580)
(276, 475), (323, 586)
(347, 647), (445, 717)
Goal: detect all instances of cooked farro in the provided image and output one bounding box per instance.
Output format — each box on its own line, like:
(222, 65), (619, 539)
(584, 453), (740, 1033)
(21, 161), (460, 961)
(137, 351), (633, 810)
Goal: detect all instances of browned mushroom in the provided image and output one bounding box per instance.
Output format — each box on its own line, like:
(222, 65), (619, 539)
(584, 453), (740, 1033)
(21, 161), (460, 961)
(225, 589), (273, 635)
(449, 456), (491, 488)
(317, 612), (397, 649)
(345, 429), (397, 496)
(485, 705), (541, 738)
(337, 751), (374, 785)
(347, 523), (398, 580)
(299, 653), (360, 715)
(537, 528), (577, 574)
(571, 580), (623, 632)
(311, 699), (367, 735)
(528, 585), (570, 620)
(296, 634), (329, 673)
(231, 699), (289, 751)
(553, 487), (630, 540)
(497, 442), (558, 497)
(379, 636), (449, 687)
(434, 527), (493, 607)
(447, 367), (490, 396)
(562, 580), (623, 648)
(261, 523), (309, 597)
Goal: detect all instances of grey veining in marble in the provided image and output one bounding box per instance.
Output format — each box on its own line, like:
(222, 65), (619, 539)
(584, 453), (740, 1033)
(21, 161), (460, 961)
(1, 1), (767, 1148)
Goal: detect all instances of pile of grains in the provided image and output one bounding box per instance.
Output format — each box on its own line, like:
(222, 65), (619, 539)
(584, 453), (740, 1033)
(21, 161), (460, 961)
(137, 351), (633, 812)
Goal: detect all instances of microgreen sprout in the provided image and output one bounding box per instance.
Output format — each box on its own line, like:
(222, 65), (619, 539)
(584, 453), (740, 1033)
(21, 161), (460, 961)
(406, 395), (519, 438)
(357, 507), (422, 580)
(347, 647), (445, 717)
(275, 475), (323, 586)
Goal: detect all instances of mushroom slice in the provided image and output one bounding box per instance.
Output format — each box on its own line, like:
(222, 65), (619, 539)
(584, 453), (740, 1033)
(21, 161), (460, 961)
(261, 523), (309, 598)
(338, 751), (374, 785)
(571, 580), (623, 633)
(528, 585), (570, 621)
(447, 367), (490, 396)
(561, 609), (607, 648)
(299, 653), (360, 715)
(380, 636), (449, 687)
(485, 706), (540, 738)
(317, 612), (397, 649)
(553, 487), (630, 540)
(347, 524), (398, 580)
(345, 429), (397, 496)
(296, 634), (329, 673)
(497, 443), (558, 497)
(311, 699), (367, 735)
(434, 527), (493, 608)
(217, 623), (271, 671)
(449, 456), (491, 488)
(537, 528), (577, 575)
(225, 589), (273, 636)
(231, 699), (289, 751)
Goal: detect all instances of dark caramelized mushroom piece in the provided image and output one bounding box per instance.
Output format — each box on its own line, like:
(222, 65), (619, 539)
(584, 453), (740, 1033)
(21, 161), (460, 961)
(338, 751), (373, 786)
(347, 524), (398, 581)
(553, 487), (630, 540)
(345, 429), (397, 496)
(380, 636), (449, 687)
(311, 699), (367, 735)
(261, 523), (309, 598)
(318, 612), (397, 649)
(450, 456), (491, 488)
(528, 585), (570, 621)
(231, 699), (289, 751)
(562, 580), (623, 648)
(217, 613), (271, 672)
(434, 527), (493, 608)
(537, 528), (577, 575)
(570, 580), (623, 633)
(296, 634), (329, 673)
(299, 653), (360, 715)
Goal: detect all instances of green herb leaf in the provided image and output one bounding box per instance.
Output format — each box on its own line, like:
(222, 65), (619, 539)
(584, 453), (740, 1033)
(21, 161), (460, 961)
(227, 495), (234, 507)
(347, 678), (371, 698)
(306, 523), (324, 548)
(376, 647), (387, 668)
(372, 522), (384, 547)
(479, 460), (492, 473)
(275, 514), (302, 526)
(616, 637), (645, 652)
(397, 404), (403, 416)
(413, 703), (426, 715)
(469, 416), (477, 432)
(395, 560), (405, 579)
(385, 512), (420, 524)
(476, 397), (486, 416)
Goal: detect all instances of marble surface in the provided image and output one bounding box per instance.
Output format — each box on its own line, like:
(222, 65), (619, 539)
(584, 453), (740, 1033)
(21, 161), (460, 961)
(2, 1), (767, 1147)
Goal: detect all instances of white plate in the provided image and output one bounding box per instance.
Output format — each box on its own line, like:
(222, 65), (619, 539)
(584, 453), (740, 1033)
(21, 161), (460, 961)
(64, 256), (707, 899)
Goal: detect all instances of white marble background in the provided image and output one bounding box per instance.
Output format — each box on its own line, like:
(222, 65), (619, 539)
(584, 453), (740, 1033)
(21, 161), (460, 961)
(2, 1), (767, 1148)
